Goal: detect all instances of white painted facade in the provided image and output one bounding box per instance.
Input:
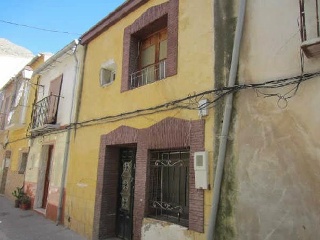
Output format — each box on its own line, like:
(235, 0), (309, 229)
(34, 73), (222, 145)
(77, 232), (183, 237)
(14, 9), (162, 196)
(24, 42), (85, 220)
(35, 45), (84, 126)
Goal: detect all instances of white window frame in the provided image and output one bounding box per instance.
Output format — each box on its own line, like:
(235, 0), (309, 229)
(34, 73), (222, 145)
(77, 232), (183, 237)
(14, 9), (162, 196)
(100, 59), (116, 87)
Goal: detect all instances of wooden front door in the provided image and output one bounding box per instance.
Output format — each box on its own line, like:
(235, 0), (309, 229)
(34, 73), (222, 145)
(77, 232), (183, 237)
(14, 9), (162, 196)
(116, 148), (136, 240)
(42, 145), (53, 208)
(0, 162), (9, 194)
(0, 151), (11, 194)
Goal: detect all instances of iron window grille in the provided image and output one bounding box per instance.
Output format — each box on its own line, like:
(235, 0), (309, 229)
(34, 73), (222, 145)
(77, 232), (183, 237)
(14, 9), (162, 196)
(148, 149), (189, 227)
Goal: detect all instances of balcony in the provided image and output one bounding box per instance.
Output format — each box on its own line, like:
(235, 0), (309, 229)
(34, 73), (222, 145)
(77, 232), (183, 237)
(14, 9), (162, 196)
(30, 95), (60, 135)
(299, 0), (320, 57)
(130, 60), (166, 89)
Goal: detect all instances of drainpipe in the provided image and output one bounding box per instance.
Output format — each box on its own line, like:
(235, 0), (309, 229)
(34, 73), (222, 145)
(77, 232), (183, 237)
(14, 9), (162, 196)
(207, 0), (246, 239)
(56, 40), (81, 225)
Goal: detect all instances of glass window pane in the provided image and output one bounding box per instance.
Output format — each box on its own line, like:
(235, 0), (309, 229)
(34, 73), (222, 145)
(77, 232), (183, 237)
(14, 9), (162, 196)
(159, 40), (167, 60)
(141, 45), (155, 68)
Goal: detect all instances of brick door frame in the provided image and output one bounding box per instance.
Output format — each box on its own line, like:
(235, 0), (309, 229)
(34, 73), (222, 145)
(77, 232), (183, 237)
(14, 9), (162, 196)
(93, 117), (205, 240)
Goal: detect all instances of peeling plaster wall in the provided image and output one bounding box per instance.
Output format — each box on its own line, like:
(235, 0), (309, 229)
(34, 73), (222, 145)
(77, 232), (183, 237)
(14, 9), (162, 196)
(232, 0), (320, 239)
(25, 132), (67, 210)
(142, 218), (193, 240)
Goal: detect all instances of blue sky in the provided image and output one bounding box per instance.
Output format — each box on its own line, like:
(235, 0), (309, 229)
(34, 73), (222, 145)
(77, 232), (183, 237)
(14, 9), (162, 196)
(0, 0), (125, 54)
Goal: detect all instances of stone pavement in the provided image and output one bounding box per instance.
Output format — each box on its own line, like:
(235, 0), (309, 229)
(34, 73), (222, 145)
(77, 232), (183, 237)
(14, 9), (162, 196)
(0, 195), (87, 240)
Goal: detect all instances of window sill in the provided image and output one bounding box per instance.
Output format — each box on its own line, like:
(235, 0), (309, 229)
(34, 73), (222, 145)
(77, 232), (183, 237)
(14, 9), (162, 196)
(301, 37), (320, 58)
(146, 215), (189, 228)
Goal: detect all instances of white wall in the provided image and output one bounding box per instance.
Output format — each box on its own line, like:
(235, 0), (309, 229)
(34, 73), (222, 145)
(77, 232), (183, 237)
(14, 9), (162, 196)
(36, 46), (84, 125)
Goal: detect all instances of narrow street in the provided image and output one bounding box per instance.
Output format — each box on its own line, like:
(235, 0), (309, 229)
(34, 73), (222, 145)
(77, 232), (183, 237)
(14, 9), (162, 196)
(0, 195), (86, 240)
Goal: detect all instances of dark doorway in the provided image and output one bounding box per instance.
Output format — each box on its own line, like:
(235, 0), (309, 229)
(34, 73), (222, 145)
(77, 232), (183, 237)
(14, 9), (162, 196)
(116, 148), (136, 240)
(42, 145), (53, 208)
(0, 151), (11, 194)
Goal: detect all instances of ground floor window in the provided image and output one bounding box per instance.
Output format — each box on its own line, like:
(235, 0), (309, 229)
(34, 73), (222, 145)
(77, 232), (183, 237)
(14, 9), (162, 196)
(148, 149), (189, 227)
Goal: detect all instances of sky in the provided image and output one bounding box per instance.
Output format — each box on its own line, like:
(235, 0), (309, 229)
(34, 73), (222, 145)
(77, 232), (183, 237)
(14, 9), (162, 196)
(0, 0), (126, 55)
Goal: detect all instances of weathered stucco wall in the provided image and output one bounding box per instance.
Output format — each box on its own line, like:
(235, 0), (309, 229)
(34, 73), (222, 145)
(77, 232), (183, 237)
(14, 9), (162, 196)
(25, 132), (67, 221)
(142, 218), (193, 240)
(230, 0), (320, 239)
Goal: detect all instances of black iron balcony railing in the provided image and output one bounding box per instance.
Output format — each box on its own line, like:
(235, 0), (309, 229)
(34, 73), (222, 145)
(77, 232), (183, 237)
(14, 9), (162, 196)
(31, 94), (60, 129)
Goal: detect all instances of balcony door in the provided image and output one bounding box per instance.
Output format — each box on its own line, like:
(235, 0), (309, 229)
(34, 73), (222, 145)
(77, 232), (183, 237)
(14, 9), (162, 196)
(47, 75), (63, 124)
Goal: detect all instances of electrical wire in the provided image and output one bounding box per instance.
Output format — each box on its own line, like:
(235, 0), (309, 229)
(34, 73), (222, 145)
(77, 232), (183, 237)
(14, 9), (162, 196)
(3, 68), (320, 146)
(0, 19), (81, 35)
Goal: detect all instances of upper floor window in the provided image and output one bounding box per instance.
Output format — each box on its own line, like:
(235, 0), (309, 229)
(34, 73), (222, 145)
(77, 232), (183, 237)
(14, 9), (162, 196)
(121, 0), (179, 92)
(31, 75), (62, 131)
(130, 28), (167, 88)
(7, 79), (30, 129)
(0, 95), (11, 130)
(299, 0), (320, 57)
(100, 59), (116, 87)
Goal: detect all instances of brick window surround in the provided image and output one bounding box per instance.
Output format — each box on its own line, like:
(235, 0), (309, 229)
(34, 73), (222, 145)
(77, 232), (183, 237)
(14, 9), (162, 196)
(121, 0), (179, 92)
(93, 118), (205, 240)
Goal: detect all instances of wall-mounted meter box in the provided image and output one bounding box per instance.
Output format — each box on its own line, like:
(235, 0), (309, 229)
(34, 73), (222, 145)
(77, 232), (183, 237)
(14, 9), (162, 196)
(194, 151), (209, 189)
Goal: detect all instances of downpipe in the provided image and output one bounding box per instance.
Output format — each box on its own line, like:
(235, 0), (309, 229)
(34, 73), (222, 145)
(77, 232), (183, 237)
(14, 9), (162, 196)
(207, 0), (246, 239)
(56, 40), (80, 225)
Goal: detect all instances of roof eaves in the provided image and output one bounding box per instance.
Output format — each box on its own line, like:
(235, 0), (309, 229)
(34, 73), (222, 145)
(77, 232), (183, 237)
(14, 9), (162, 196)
(80, 0), (150, 45)
(33, 40), (79, 76)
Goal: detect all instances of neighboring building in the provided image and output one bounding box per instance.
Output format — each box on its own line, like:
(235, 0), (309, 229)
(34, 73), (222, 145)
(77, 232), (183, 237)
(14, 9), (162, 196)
(227, 0), (320, 239)
(66, 0), (213, 239)
(0, 38), (34, 88)
(0, 54), (49, 198)
(24, 40), (84, 223)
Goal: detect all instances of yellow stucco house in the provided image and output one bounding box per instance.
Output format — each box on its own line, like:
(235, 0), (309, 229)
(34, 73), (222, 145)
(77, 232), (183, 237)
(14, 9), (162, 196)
(66, 0), (214, 239)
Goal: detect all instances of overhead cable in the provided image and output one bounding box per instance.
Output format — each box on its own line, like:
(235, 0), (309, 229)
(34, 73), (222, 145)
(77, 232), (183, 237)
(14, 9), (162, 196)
(0, 19), (81, 35)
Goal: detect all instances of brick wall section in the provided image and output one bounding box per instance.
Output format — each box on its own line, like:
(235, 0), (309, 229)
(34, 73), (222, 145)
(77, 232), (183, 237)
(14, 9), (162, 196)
(167, 0), (179, 76)
(121, 0), (179, 92)
(189, 120), (205, 232)
(93, 117), (205, 240)
(93, 127), (138, 240)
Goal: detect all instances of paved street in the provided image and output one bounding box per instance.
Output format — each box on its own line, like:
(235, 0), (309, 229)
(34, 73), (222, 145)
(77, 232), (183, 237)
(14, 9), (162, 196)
(0, 195), (86, 240)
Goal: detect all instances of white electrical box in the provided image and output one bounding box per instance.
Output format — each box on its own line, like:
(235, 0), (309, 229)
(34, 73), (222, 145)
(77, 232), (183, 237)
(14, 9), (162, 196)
(194, 151), (209, 189)
(198, 99), (208, 117)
